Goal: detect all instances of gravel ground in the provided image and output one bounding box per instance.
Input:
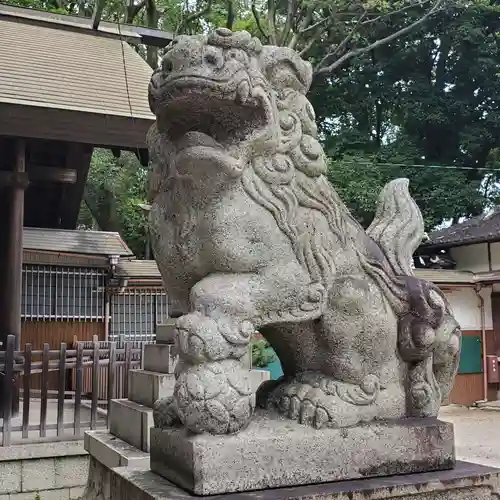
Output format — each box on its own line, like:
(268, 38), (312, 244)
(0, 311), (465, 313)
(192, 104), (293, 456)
(439, 405), (500, 467)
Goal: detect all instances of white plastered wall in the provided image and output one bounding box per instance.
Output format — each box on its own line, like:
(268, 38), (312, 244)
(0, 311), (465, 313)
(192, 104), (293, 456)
(450, 243), (489, 273)
(444, 287), (492, 331)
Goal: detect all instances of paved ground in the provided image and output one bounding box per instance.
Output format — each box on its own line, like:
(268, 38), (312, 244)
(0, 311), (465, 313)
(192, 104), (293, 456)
(439, 405), (500, 467)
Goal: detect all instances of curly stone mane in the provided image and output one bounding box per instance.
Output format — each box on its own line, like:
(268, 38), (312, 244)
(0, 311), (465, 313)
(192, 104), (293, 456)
(240, 54), (358, 287)
(240, 48), (461, 415)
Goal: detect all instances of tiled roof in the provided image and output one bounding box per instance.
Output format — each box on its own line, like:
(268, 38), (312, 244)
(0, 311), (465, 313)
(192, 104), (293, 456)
(0, 17), (154, 119)
(23, 228), (133, 256)
(414, 269), (476, 285)
(116, 260), (161, 278)
(425, 208), (500, 249)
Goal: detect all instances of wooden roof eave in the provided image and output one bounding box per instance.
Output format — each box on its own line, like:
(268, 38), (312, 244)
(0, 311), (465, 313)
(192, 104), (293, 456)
(0, 4), (173, 47)
(0, 102), (153, 150)
(23, 249), (111, 268)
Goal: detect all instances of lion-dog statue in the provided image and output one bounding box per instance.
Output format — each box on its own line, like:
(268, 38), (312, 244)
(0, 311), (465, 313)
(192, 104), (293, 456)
(146, 28), (462, 435)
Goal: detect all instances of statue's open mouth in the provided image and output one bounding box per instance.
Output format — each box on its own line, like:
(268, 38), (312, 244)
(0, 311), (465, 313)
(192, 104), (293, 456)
(157, 76), (269, 149)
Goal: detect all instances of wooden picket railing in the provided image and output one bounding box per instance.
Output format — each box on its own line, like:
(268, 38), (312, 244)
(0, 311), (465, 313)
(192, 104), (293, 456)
(0, 335), (144, 446)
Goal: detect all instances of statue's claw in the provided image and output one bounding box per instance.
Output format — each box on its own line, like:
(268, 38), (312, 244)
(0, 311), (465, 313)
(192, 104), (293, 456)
(262, 374), (383, 429)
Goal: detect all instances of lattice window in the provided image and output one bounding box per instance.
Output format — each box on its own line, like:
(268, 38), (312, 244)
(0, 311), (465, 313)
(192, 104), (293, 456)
(109, 288), (168, 342)
(22, 265), (106, 320)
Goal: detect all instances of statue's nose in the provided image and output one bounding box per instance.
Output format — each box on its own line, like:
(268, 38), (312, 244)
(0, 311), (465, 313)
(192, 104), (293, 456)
(161, 42), (224, 73)
(203, 46), (224, 69)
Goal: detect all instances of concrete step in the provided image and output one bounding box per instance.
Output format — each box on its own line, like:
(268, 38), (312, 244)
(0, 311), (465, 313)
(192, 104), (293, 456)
(143, 343), (177, 374)
(109, 399), (154, 452)
(84, 429), (150, 469)
(128, 369), (176, 408)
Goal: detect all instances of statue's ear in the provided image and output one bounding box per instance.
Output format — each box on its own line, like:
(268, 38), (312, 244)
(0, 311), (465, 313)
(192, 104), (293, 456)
(260, 46), (313, 95)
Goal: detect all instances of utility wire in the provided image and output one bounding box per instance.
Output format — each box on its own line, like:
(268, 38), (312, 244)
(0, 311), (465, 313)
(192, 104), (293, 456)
(337, 161), (500, 172)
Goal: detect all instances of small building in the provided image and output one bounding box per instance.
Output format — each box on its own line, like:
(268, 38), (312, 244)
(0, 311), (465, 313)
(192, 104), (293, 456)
(418, 209), (500, 406)
(110, 259), (168, 343)
(21, 227), (133, 349)
(21, 230), (169, 347)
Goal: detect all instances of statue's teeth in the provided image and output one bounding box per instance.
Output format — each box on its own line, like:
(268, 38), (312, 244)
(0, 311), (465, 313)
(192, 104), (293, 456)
(236, 81), (250, 104)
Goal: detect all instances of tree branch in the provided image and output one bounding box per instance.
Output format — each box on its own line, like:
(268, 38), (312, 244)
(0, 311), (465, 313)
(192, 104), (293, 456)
(279, 0), (296, 46)
(267, 0), (278, 45)
(251, 0), (268, 41)
(299, 31), (322, 57)
(361, 0), (432, 25)
(288, 6), (314, 50)
(315, 0), (444, 76)
(315, 10), (367, 71)
(175, 0), (213, 35)
(126, 0), (146, 23)
(300, 16), (330, 34)
(226, 0), (235, 30)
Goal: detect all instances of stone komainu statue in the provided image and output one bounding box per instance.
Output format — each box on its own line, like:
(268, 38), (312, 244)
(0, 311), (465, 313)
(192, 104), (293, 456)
(147, 28), (462, 435)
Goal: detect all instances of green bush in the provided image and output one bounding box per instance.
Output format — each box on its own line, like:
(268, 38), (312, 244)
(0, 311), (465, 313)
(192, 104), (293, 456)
(251, 339), (277, 368)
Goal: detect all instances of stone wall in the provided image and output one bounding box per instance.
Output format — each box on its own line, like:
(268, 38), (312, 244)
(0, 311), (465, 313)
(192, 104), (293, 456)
(0, 441), (88, 500)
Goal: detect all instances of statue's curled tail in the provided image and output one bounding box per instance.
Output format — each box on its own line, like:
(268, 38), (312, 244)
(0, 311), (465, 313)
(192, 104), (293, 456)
(366, 179), (462, 416)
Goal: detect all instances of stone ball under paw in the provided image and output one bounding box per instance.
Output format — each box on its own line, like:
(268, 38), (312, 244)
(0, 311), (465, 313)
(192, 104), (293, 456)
(174, 359), (255, 434)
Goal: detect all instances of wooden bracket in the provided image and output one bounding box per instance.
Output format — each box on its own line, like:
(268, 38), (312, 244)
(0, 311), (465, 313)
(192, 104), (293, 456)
(0, 172), (29, 190)
(0, 167), (77, 188)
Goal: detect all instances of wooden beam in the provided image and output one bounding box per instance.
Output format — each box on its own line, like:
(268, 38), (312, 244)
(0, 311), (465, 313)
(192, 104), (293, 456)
(0, 4), (173, 47)
(0, 166), (76, 187)
(0, 138), (26, 350)
(0, 172), (29, 189)
(29, 166), (77, 184)
(58, 144), (93, 229)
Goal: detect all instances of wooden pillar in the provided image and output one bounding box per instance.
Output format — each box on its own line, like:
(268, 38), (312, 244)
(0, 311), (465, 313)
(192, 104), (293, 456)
(0, 139), (27, 417)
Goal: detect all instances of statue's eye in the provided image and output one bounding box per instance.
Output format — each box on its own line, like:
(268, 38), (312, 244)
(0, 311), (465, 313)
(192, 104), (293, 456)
(225, 49), (248, 65)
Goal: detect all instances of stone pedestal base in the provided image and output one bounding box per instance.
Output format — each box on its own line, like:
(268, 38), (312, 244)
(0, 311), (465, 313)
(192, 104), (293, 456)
(106, 461), (500, 500)
(150, 412), (455, 495)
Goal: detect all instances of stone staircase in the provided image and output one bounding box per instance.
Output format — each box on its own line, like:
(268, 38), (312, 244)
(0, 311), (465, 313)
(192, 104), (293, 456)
(84, 322), (177, 486)
(84, 322), (271, 496)
(109, 337), (177, 452)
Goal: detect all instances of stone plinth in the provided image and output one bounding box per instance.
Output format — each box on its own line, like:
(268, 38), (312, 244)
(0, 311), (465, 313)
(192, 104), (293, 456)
(150, 412), (455, 495)
(107, 460), (500, 500)
(85, 430), (150, 469)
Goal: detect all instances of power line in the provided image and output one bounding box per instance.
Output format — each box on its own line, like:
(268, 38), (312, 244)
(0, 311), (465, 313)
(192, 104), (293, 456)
(338, 161), (500, 172)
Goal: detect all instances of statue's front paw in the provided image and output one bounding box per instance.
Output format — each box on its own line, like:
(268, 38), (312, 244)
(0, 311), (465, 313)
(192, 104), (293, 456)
(175, 312), (251, 363)
(174, 360), (255, 434)
(267, 378), (378, 430)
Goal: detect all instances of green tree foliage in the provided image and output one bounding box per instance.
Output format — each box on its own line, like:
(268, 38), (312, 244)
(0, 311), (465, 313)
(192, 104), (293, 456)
(9, 0), (500, 248)
(79, 150), (150, 258)
(317, 1), (500, 228)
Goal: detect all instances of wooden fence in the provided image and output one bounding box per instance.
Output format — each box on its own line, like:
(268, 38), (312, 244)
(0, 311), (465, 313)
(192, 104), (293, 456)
(0, 335), (144, 446)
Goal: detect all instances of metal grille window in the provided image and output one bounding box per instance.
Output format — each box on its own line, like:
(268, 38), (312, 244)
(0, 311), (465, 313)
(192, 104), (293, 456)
(109, 288), (168, 342)
(22, 265), (106, 320)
